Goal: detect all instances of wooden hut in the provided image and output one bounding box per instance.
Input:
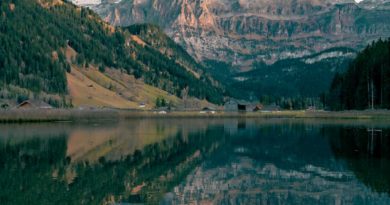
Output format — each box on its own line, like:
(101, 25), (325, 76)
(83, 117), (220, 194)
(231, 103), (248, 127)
(15, 100), (53, 109)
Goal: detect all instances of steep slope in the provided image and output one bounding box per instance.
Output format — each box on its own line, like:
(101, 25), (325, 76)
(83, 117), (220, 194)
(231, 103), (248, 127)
(0, 0), (224, 108)
(127, 24), (205, 78)
(66, 66), (182, 109)
(89, 0), (390, 67)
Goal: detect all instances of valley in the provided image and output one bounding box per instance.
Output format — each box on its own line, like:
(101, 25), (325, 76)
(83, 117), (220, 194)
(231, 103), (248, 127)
(1, 2), (390, 205)
(1, 0), (390, 110)
(70, 0), (390, 100)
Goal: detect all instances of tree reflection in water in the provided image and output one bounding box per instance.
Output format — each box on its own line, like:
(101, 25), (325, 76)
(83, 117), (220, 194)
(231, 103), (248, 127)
(168, 122), (390, 205)
(0, 120), (390, 204)
(0, 123), (226, 205)
(328, 126), (390, 195)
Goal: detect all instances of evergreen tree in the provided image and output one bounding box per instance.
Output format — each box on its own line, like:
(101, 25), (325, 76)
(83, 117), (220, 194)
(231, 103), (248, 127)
(326, 39), (390, 110)
(0, 0), (224, 105)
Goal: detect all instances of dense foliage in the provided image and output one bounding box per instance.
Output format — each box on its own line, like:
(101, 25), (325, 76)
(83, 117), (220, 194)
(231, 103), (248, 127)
(205, 48), (352, 109)
(0, 0), (69, 95)
(126, 24), (224, 103)
(0, 0), (224, 105)
(325, 39), (390, 110)
(127, 24), (205, 75)
(233, 48), (353, 99)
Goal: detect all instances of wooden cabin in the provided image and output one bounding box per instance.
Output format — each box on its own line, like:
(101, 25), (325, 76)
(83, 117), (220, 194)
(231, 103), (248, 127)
(224, 99), (252, 112)
(15, 100), (53, 109)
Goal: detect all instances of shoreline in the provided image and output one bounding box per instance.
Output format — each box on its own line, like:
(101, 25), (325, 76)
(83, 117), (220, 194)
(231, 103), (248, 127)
(1, 109), (390, 123)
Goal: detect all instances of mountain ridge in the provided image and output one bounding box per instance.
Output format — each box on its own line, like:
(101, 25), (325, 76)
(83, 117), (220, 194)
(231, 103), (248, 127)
(83, 0), (390, 68)
(71, 0), (390, 100)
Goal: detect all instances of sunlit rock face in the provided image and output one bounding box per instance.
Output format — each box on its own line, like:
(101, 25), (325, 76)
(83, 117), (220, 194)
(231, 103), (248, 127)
(83, 0), (390, 70)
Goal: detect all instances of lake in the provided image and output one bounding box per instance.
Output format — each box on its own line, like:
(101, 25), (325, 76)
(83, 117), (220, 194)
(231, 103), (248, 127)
(1, 119), (390, 205)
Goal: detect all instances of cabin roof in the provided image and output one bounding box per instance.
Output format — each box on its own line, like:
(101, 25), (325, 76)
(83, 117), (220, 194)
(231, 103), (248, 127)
(16, 100), (53, 109)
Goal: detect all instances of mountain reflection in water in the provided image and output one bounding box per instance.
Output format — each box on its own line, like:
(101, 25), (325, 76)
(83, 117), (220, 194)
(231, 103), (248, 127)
(0, 119), (389, 205)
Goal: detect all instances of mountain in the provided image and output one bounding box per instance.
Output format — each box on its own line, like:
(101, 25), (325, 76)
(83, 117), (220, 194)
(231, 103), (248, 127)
(326, 38), (390, 110)
(0, 0), (224, 108)
(68, 0), (390, 100)
(84, 0), (390, 68)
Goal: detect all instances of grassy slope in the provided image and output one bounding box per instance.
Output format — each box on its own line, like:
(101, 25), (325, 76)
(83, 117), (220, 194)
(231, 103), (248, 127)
(67, 67), (138, 108)
(62, 43), (180, 109)
(67, 66), (181, 109)
(0, 0), (224, 108)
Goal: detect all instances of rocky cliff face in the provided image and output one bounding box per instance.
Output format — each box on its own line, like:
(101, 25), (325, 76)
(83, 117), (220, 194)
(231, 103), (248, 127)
(86, 0), (390, 71)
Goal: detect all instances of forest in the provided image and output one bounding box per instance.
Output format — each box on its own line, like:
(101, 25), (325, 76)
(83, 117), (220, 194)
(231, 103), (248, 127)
(0, 0), (224, 107)
(325, 39), (390, 110)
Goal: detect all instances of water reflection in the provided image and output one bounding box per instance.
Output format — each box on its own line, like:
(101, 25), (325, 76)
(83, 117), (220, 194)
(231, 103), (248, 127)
(0, 119), (389, 204)
(328, 126), (390, 195)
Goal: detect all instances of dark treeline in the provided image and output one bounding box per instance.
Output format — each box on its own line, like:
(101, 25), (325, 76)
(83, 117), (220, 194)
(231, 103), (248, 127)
(0, 0), (223, 106)
(325, 39), (390, 110)
(226, 48), (352, 100)
(258, 95), (322, 110)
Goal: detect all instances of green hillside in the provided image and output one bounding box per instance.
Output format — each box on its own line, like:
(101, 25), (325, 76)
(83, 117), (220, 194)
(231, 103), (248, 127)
(0, 0), (224, 107)
(127, 24), (205, 76)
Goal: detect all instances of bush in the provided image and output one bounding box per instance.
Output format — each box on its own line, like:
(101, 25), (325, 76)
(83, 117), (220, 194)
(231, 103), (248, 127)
(1, 103), (9, 110)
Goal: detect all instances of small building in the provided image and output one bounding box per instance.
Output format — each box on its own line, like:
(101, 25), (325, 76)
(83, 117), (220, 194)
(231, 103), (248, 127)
(224, 100), (237, 111)
(15, 100), (53, 109)
(224, 99), (254, 112)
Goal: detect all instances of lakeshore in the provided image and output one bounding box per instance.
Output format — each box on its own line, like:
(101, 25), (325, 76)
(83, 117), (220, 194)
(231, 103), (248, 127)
(1, 109), (390, 123)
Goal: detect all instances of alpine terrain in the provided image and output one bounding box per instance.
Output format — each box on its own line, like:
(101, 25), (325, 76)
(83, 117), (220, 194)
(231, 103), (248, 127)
(0, 0), (224, 108)
(73, 0), (390, 98)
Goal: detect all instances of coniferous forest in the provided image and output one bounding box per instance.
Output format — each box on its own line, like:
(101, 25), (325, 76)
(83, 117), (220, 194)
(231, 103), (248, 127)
(0, 0), (224, 106)
(325, 39), (390, 110)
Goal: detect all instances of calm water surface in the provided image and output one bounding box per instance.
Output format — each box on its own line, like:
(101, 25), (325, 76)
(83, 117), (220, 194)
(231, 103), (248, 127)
(1, 119), (390, 205)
